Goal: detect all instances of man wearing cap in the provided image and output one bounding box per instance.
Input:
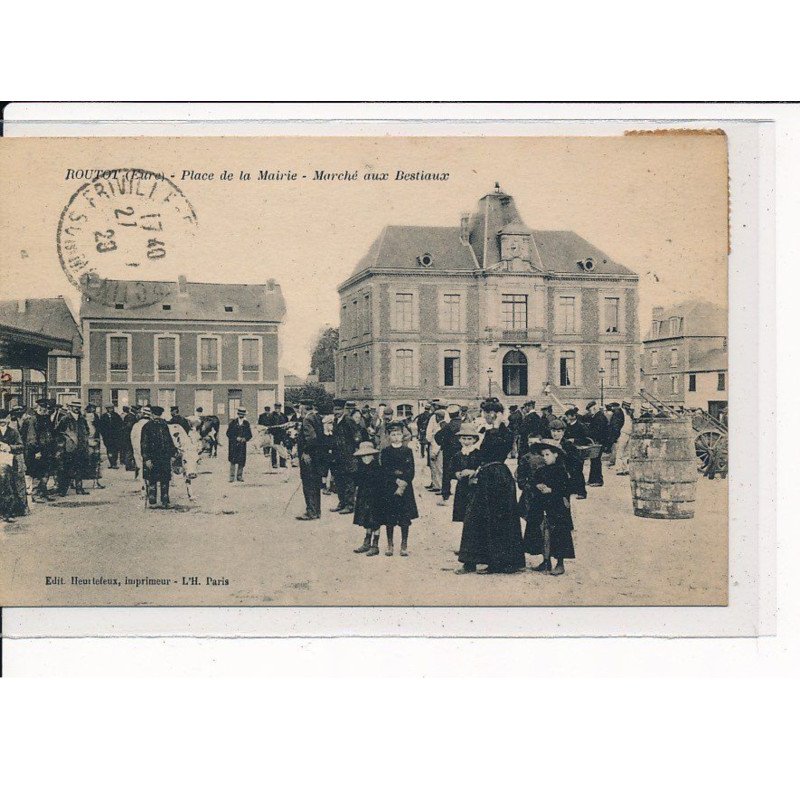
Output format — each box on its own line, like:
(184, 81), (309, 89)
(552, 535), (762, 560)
(414, 402), (433, 460)
(518, 400), (549, 459)
(55, 400), (90, 496)
(584, 401), (610, 487)
(265, 402), (289, 468)
(562, 407), (590, 499)
(295, 397), (326, 520)
(226, 407), (253, 482)
(140, 406), (177, 508)
(606, 403), (625, 467)
(330, 399), (359, 513)
(435, 404), (463, 505)
(169, 405), (191, 435)
(20, 398), (55, 502)
(541, 405), (557, 432)
(120, 405), (137, 471)
(98, 403), (125, 469)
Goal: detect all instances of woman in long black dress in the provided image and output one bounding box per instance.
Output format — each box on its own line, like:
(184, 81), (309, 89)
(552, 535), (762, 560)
(456, 399), (525, 575)
(380, 421), (419, 557)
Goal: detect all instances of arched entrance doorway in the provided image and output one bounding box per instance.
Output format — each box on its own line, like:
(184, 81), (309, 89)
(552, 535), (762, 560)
(502, 350), (528, 396)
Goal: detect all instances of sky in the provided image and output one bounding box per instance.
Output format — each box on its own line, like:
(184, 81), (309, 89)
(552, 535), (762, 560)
(0, 135), (728, 375)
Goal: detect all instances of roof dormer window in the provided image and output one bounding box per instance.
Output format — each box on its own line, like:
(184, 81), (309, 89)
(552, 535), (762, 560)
(224, 305), (234, 313)
(418, 253), (434, 267)
(162, 304), (171, 311)
(115, 303), (125, 310)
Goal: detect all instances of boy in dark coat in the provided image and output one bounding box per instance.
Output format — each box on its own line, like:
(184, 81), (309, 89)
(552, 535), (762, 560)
(515, 428), (547, 521)
(523, 440), (575, 576)
(379, 421), (418, 557)
(351, 441), (385, 555)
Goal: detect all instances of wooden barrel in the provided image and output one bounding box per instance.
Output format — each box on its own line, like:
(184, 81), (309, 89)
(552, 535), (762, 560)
(628, 417), (698, 519)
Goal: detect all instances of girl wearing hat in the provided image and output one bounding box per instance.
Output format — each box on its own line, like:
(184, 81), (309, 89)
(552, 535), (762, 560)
(456, 399), (525, 575)
(351, 441), (384, 556)
(450, 422), (482, 524)
(523, 440), (575, 576)
(379, 421), (419, 557)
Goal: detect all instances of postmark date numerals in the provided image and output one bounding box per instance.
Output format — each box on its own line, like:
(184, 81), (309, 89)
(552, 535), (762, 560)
(94, 229), (117, 253)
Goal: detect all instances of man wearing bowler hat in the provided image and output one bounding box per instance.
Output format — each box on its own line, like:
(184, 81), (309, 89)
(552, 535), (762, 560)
(226, 406), (253, 482)
(296, 397), (325, 520)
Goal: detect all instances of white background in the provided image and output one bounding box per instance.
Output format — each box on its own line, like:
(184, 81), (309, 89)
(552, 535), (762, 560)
(0, 5), (796, 797)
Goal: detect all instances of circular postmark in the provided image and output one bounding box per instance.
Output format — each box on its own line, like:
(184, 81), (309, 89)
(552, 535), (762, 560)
(57, 168), (198, 309)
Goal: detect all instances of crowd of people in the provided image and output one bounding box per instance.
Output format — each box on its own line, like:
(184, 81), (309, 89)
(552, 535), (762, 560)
(270, 394), (634, 575)
(0, 392), (634, 578)
(0, 398), (224, 520)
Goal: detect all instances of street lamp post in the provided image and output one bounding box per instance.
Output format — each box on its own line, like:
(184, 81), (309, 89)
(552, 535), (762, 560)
(599, 367), (606, 407)
(487, 367), (494, 397)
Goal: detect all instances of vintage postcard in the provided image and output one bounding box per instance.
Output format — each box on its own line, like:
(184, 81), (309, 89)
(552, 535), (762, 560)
(0, 131), (731, 607)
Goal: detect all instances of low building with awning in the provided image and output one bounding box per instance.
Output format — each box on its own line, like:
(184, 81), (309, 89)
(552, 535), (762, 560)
(0, 298), (82, 408)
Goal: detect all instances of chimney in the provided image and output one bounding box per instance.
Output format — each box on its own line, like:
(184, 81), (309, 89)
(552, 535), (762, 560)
(177, 275), (188, 295)
(16, 298), (26, 313)
(460, 213), (469, 244)
(652, 306), (664, 320)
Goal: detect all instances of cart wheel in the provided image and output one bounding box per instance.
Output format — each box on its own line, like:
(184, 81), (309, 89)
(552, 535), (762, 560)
(695, 430), (723, 475)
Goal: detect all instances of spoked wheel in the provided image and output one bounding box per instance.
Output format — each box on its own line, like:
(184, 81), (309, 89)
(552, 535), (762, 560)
(695, 430), (723, 476)
(713, 434), (728, 478)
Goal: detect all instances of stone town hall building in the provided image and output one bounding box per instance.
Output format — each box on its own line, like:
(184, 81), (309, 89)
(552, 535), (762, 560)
(336, 185), (640, 414)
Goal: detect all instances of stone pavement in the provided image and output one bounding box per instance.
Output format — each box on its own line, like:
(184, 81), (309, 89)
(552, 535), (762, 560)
(0, 447), (728, 606)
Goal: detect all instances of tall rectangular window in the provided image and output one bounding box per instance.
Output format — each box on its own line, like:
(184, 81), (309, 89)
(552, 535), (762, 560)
(394, 293), (414, 330)
(718, 372), (726, 391)
(109, 336), (129, 372)
(502, 294), (528, 329)
(341, 355), (347, 388)
(650, 350), (658, 369)
(443, 350), (461, 387)
(55, 357), (77, 383)
(395, 349), (414, 387)
(559, 351), (575, 387)
(688, 374), (697, 392)
(240, 337), (260, 381)
(557, 296), (576, 334)
(670, 347), (678, 367)
(200, 337), (219, 380)
(604, 297), (620, 333)
(362, 350), (370, 386)
(157, 336), (176, 372)
(442, 293), (462, 331)
(605, 351), (620, 387)
(671, 375), (679, 394)
(341, 305), (348, 340)
(651, 320), (660, 337)
(363, 295), (371, 334)
(351, 353), (359, 389)
(194, 389), (213, 414)
(669, 317), (682, 336)
(352, 300), (358, 337)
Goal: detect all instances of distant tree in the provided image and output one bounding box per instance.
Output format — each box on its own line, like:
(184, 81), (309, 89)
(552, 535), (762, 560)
(310, 326), (339, 383)
(284, 381), (335, 415)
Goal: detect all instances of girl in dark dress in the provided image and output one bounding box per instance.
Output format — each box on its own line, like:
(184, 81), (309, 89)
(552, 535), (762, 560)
(379, 421), (419, 557)
(523, 440), (575, 576)
(451, 423), (482, 524)
(351, 441), (385, 555)
(456, 399), (525, 575)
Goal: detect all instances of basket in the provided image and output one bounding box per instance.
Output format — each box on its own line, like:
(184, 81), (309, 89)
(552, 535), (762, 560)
(574, 439), (603, 461)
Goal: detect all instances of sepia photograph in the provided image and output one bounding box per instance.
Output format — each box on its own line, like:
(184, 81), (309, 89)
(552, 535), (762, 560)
(0, 132), (730, 607)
